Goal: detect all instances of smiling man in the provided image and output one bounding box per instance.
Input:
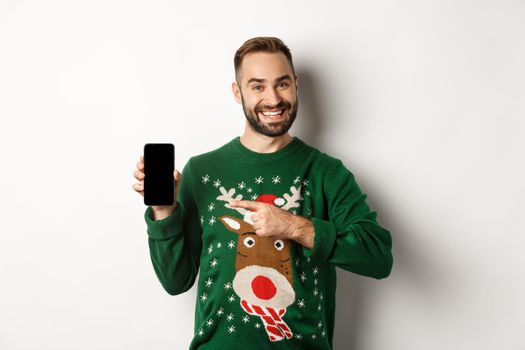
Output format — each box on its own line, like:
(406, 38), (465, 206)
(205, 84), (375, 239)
(133, 37), (393, 349)
(233, 50), (298, 139)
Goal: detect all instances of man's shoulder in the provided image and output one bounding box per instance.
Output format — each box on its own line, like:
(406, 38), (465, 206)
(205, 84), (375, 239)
(300, 138), (345, 170)
(185, 138), (236, 169)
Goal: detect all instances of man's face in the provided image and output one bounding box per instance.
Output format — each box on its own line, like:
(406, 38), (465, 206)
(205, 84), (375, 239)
(233, 52), (298, 137)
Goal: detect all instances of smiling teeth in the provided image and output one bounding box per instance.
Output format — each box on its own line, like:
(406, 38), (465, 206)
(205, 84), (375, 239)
(262, 110), (282, 116)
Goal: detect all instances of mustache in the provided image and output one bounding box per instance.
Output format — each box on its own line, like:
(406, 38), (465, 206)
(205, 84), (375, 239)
(255, 100), (292, 113)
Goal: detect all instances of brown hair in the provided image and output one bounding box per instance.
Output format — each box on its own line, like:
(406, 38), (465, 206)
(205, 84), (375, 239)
(234, 37), (295, 82)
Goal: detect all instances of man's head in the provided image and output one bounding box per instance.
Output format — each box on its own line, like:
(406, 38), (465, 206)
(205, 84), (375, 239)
(232, 37), (299, 137)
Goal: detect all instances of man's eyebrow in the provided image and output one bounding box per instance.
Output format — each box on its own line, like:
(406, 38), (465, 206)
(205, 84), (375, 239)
(246, 75), (293, 85)
(246, 77), (265, 85)
(275, 74), (292, 82)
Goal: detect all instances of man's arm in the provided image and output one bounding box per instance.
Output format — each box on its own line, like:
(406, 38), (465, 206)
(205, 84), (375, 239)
(303, 160), (393, 279)
(144, 160), (202, 295)
(229, 160), (392, 279)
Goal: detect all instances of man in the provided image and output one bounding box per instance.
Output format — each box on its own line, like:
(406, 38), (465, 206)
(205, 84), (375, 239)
(132, 37), (393, 349)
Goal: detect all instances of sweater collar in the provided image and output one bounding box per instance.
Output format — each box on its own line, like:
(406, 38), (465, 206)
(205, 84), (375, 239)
(228, 136), (304, 163)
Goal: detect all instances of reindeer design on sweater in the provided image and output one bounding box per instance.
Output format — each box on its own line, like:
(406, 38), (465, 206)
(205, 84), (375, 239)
(217, 185), (302, 342)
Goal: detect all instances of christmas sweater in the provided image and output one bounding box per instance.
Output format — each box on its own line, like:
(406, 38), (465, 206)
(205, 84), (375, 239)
(144, 136), (393, 350)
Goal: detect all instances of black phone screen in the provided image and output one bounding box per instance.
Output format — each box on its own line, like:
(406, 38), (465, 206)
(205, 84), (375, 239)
(144, 143), (175, 206)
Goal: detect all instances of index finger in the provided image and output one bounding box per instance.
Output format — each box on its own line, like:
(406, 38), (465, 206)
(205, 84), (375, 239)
(230, 200), (263, 211)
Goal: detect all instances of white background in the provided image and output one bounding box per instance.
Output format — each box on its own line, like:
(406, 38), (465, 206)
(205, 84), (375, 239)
(1, 0), (524, 349)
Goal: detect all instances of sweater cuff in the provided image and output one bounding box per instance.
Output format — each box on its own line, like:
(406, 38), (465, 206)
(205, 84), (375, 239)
(144, 204), (182, 240)
(302, 217), (337, 261)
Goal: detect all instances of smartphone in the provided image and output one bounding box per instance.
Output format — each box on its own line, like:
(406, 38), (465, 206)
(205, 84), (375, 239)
(143, 143), (175, 206)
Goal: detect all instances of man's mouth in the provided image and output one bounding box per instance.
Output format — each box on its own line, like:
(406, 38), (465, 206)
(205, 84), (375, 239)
(258, 108), (287, 121)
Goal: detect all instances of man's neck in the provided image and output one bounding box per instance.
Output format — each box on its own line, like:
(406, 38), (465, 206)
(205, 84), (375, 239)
(240, 125), (293, 154)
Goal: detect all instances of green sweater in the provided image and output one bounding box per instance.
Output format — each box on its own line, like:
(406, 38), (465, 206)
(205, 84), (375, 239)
(144, 136), (393, 349)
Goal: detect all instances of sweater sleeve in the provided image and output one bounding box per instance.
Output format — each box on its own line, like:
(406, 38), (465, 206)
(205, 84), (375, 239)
(144, 159), (202, 295)
(302, 160), (393, 279)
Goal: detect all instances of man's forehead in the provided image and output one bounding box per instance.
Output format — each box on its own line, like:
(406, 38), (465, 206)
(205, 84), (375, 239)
(239, 52), (294, 83)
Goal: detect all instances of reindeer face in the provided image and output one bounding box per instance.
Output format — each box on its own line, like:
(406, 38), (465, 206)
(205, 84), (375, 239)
(219, 215), (295, 309)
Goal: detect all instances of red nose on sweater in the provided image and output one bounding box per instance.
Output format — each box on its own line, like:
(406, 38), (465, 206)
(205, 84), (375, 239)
(251, 275), (277, 300)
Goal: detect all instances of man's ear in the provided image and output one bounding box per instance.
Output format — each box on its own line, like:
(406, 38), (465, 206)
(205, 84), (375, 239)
(294, 74), (299, 93)
(232, 82), (242, 104)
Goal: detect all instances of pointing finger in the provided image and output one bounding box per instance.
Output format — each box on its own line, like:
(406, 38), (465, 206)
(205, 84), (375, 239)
(230, 200), (262, 211)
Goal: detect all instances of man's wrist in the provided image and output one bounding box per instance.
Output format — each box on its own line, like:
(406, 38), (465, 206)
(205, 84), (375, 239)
(152, 203), (178, 221)
(289, 215), (315, 249)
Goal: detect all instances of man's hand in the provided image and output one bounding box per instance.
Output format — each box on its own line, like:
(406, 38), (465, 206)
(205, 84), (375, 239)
(132, 154), (181, 220)
(229, 200), (315, 249)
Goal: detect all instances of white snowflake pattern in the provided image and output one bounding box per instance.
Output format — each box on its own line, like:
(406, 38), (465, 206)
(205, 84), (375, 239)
(295, 257), (300, 267)
(318, 321), (323, 329)
(238, 181), (246, 189)
(213, 179), (221, 188)
(251, 194), (258, 201)
(205, 278), (213, 288)
(295, 334), (303, 340)
(209, 216), (216, 225)
(307, 208), (312, 217)
(312, 334), (317, 340)
(293, 176), (301, 184)
(227, 325), (236, 333)
(255, 176), (264, 184)
(217, 307), (224, 316)
(227, 240), (235, 249)
(320, 293), (324, 301)
(206, 319), (214, 327)
(255, 323), (261, 329)
(305, 190), (311, 197)
(200, 216), (204, 224)
(314, 278), (318, 286)
(224, 282), (232, 290)
(227, 313), (234, 322)
(242, 315), (250, 323)
(317, 304), (322, 311)
(216, 242), (222, 248)
(297, 299), (305, 308)
(272, 176), (281, 184)
(202, 174), (210, 184)
(247, 188), (253, 193)
(200, 293), (208, 302)
(228, 294), (235, 302)
(302, 179), (309, 186)
(306, 257), (311, 263)
(292, 210), (297, 215)
(322, 330), (326, 337)
(210, 258), (218, 268)
(198, 329), (204, 336)
(313, 267), (319, 275)
(300, 272), (307, 282)
(208, 203), (215, 211)
(313, 288), (319, 297)
(208, 245), (213, 254)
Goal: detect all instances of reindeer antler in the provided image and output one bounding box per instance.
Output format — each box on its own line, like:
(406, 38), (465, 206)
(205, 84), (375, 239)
(216, 187), (247, 215)
(281, 186), (303, 211)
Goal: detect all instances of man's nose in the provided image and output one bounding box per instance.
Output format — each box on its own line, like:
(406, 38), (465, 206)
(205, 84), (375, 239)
(263, 87), (281, 107)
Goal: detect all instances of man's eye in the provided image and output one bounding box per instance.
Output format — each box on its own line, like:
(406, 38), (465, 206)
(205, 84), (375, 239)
(253, 85), (262, 91)
(278, 82), (289, 88)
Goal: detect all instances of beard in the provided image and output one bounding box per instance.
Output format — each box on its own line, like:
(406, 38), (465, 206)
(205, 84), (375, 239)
(241, 94), (298, 137)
